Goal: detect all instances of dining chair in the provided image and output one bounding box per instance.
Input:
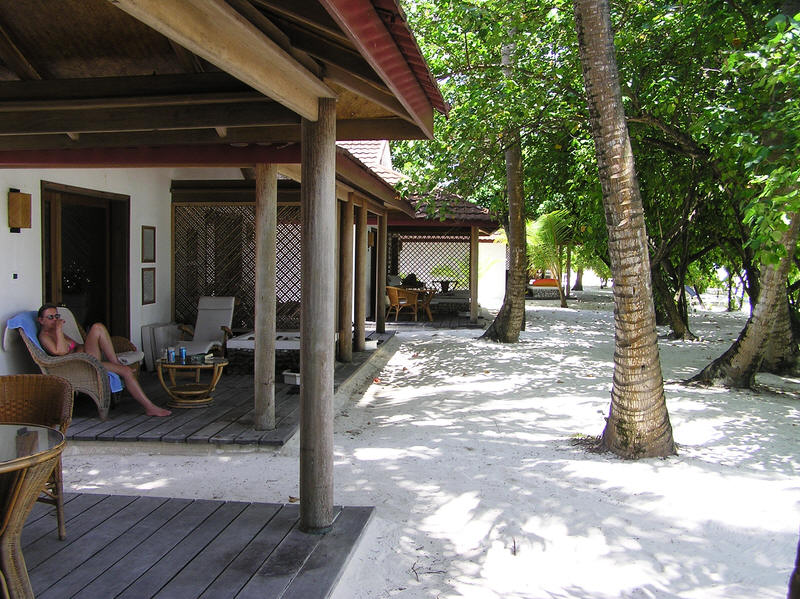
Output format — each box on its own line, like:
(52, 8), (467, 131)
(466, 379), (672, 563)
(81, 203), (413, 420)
(0, 374), (73, 540)
(386, 286), (419, 321)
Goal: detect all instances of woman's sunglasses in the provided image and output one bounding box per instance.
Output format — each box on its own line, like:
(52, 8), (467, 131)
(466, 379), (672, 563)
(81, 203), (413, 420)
(44, 313), (61, 320)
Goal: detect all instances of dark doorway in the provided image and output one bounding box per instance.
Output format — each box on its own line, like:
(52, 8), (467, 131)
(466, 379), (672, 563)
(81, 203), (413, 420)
(41, 182), (130, 337)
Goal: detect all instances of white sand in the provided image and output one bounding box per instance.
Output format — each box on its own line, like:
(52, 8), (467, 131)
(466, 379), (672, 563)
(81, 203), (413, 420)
(64, 288), (800, 598)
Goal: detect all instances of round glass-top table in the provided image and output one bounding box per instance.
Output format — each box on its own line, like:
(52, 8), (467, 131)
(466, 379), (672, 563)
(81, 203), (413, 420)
(0, 423), (65, 599)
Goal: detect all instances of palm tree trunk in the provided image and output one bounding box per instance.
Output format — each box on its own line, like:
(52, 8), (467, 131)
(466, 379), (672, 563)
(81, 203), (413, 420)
(574, 0), (675, 458)
(482, 130), (527, 342)
(691, 213), (800, 386)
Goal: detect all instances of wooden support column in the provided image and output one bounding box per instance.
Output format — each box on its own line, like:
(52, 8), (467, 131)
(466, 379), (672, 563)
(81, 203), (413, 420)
(470, 225), (479, 323)
(338, 194), (354, 362)
(300, 97), (336, 533)
(353, 203), (367, 351)
(254, 163), (277, 429)
(376, 211), (388, 333)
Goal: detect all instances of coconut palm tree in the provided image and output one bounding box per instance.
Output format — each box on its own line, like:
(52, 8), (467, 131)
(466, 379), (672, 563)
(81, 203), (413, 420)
(574, 0), (676, 458)
(527, 209), (575, 308)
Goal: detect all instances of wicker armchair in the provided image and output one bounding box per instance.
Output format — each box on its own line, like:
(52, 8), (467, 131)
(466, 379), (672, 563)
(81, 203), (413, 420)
(386, 286), (419, 321)
(6, 311), (119, 420)
(0, 374), (74, 540)
(61, 307), (143, 377)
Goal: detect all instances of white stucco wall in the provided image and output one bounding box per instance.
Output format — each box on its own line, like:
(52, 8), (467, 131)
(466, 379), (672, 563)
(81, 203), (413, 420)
(478, 241), (507, 310)
(0, 166), (241, 375)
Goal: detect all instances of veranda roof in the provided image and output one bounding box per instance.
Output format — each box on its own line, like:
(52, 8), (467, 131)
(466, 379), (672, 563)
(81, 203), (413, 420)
(0, 0), (447, 160)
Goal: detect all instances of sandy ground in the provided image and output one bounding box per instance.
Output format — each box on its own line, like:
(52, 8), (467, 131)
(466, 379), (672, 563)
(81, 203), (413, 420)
(64, 288), (800, 598)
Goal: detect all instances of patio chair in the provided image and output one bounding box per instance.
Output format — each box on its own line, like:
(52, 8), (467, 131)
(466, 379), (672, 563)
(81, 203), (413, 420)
(0, 374), (74, 540)
(5, 311), (121, 420)
(59, 306), (144, 377)
(178, 296), (235, 356)
(386, 286), (419, 321)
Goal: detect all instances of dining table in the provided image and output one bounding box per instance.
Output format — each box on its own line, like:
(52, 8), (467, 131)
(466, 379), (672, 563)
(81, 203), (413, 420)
(0, 423), (65, 599)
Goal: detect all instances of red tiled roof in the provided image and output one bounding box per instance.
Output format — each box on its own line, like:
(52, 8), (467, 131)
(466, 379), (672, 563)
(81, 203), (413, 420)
(337, 140), (406, 186)
(409, 192), (496, 223)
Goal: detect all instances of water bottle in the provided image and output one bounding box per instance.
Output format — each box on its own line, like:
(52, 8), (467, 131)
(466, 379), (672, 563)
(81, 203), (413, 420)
(167, 347), (176, 363)
(179, 346), (187, 364)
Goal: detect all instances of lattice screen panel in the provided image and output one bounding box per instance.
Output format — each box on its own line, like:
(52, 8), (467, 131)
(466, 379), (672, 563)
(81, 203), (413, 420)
(173, 204), (302, 331)
(388, 233), (471, 289)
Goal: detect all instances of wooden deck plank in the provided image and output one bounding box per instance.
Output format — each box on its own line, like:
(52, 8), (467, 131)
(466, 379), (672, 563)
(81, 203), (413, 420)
(23, 494), (137, 570)
(25, 495), (369, 599)
(116, 501), (249, 598)
(35, 497), (188, 599)
(198, 504), (300, 599)
(22, 493), (106, 547)
(64, 336), (398, 446)
(187, 401), (256, 443)
(256, 406), (300, 446)
(153, 502), (282, 598)
(234, 507), (343, 599)
(160, 400), (250, 444)
(230, 389), (296, 445)
(31, 496), (172, 597)
(281, 506), (375, 599)
(70, 499), (225, 599)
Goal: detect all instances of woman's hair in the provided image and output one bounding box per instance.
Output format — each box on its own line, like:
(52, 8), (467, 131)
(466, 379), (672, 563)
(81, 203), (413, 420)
(37, 303), (59, 318)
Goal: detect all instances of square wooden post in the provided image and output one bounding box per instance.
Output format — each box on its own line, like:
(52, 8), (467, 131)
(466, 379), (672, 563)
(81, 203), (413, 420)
(300, 97), (336, 533)
(338, 194), (354, 362)
(376, 212), (387, 334)
(470, 225), (479, 323)
(353, 203), (367, 351)
(254, 163), (277, 430)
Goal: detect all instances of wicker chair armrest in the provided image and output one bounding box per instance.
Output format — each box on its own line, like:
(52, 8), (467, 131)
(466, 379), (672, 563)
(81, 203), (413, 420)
(36, 350), (105, 371)
(110, 336), (136, 353)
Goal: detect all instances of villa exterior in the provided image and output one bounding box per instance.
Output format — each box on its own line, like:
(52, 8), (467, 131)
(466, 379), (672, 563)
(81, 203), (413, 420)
(0, 0), (446, 532)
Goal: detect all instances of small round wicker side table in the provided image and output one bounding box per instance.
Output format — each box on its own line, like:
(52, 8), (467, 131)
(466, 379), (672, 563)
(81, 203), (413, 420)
(156, 358), (229, 409)
(0, 423), (65, 599)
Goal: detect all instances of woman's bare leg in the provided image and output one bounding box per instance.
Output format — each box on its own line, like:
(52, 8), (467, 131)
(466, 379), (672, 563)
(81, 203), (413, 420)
(83, 323), (122, 364)
(103, 361), (171, 417)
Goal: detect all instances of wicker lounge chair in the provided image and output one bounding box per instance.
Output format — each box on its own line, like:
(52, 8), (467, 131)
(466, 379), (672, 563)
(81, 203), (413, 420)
(0, 374), (73, 540)
(6, 311), (121, 420)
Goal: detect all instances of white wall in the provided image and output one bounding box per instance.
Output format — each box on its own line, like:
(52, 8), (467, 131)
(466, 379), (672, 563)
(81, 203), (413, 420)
(0, 166), (241, 375)
(478, 241), (507, 310)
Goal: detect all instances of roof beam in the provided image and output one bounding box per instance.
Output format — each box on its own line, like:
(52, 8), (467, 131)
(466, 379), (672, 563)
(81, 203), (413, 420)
(0, 143), (302, 168)
(0, 73), (253, 102)
(108, 0), (335, 120)
(0, 101), (298, 136)
(0, 21), (42, 80)
(324, 64), (411, 123)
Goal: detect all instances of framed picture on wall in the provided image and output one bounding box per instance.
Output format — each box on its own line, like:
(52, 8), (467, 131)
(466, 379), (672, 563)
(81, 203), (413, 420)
(142, 225), (156, 263)
(142, 267), (156, 305)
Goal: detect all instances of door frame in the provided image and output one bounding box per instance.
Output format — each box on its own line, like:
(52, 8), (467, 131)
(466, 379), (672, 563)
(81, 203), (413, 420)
(40, 180), (131, 337)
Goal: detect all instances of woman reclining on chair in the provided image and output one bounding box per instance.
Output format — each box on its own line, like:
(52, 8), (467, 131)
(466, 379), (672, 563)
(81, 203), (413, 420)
(37, 304), (171, 417)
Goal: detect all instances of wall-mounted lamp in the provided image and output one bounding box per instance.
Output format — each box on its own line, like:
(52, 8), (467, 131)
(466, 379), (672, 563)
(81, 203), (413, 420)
(8, 188), (31, 233)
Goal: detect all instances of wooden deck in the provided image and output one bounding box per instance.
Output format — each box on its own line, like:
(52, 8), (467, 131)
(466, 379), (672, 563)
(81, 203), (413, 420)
(24, 493), (373, 599)
(66, 331), (395, 446)
(386, 312), (488, 329)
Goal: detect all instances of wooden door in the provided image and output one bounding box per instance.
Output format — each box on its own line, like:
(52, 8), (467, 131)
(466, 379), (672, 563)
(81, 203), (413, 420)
(41, 182), (130, 337)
